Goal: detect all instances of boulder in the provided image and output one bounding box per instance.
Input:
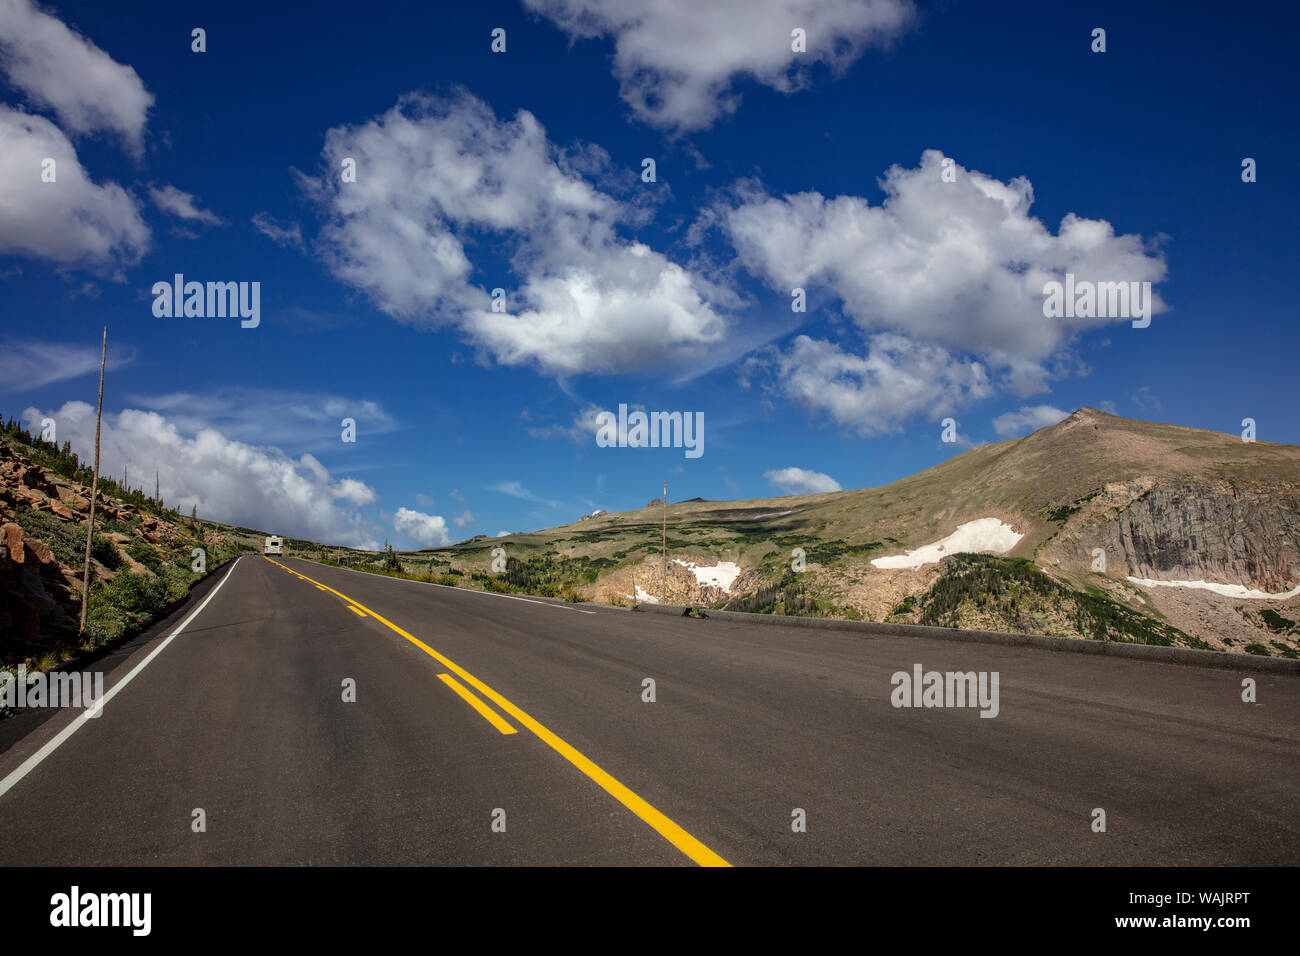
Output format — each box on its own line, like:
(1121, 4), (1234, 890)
(48, 499), (76, 521)
(55, 486), (90, 512)
(23, 537), (55, 566)
(2, 523), (23, 564)
(15, 486), (48, 506)
(19, 467), (54, 493)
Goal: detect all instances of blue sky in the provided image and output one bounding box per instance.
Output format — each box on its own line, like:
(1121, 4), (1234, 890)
(2, 0), (1296, 548)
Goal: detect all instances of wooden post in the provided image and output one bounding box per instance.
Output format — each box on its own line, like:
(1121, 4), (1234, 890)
(79, 328), (107, 635)
(661, 480), (667, 600)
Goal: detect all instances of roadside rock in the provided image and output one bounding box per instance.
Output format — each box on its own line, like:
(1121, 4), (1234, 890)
(23, 537), (55, 566)
(2, 523), (23, 564)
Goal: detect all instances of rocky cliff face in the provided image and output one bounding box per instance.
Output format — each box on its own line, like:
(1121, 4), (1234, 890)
(1102, 481), (1300, 591)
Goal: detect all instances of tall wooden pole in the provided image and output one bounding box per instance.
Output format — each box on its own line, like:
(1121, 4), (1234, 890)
(79, 328), (107, 634)
(661, 480), (667, 600)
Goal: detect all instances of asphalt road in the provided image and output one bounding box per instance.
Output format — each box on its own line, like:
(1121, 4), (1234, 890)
(1, 554), (1296, 866)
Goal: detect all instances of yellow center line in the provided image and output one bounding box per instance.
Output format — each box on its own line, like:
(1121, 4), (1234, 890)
(347, 605), (366, 617)
(437, 673), (517, 735)
(260, 555), (730, 867)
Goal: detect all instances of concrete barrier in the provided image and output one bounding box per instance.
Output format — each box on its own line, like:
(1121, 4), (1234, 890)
(631, 603), (1300, 674)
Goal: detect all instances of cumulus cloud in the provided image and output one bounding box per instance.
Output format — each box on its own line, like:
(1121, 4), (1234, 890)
(992, 404), (1068, 438)
(0, 0), (153, 155)
(772, 333), (993, 436)
(304, 91), (729, 375)
(393, 507), (452, 547)
(451, 510), (475, 530)
(524, 0), (914, 132)
(0, 105), (150, 271)
(717, 150), (1167, 433)
(23, 401), (381, 548)
(149, 185), (225, 225)
(763, 466), (842, 494)
(334, 478), (377, 506)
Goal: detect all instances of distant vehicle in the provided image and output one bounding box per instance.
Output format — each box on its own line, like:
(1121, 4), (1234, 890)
(263, 535), (283, 556)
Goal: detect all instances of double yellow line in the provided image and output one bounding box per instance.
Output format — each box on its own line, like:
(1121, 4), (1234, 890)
(262, 556), (730, 867)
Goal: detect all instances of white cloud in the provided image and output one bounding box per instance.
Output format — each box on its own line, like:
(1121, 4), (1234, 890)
(304, 91), (728, 375)
(0, 0), (153, 155)
(992, 404), (1068, 437)
(773, 333), (993, 436)
(0, 339), (135, 391)
(251, 211), (305, 250)
(335, 478), (377, 506)
(393, 507), (452, 547)
(524, 0), (914, 133)
(451, 510), (475, 529)
(718, 150), (1167, 432)
(149, 185), (225, 225)
(23, 401), (381, 548)
(0, 105), (150, 271)
(763, 466), (841, 494)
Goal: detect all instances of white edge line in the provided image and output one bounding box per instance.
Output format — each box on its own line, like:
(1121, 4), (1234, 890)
(0, 556), (243, 801)
(292, 557), (598, 614)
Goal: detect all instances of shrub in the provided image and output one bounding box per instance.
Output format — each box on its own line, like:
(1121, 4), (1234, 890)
(90, 534), (122, 570)
(126, 541), (164, 574)
(82, 604), (128, 644)
(1260, 609), (1297, 633)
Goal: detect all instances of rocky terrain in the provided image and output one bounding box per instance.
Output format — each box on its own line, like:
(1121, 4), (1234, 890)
(0, 429), (247, 671)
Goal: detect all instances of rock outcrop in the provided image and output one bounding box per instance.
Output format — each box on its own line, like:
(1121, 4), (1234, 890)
(1103, 481), (1300, 591)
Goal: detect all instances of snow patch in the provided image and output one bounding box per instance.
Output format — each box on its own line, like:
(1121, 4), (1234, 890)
(750, 510), (794, 520)
(634, 585), (659, 604)
(871, 518), (1024, 571)
(1126, 577), (1300, 600)
(674, 558), (742, 592)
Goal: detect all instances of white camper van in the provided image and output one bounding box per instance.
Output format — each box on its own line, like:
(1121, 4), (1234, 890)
(264, 535), (283, 556)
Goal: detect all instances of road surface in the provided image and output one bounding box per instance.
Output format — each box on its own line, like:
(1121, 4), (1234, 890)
(1, 554), (1296, 865)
